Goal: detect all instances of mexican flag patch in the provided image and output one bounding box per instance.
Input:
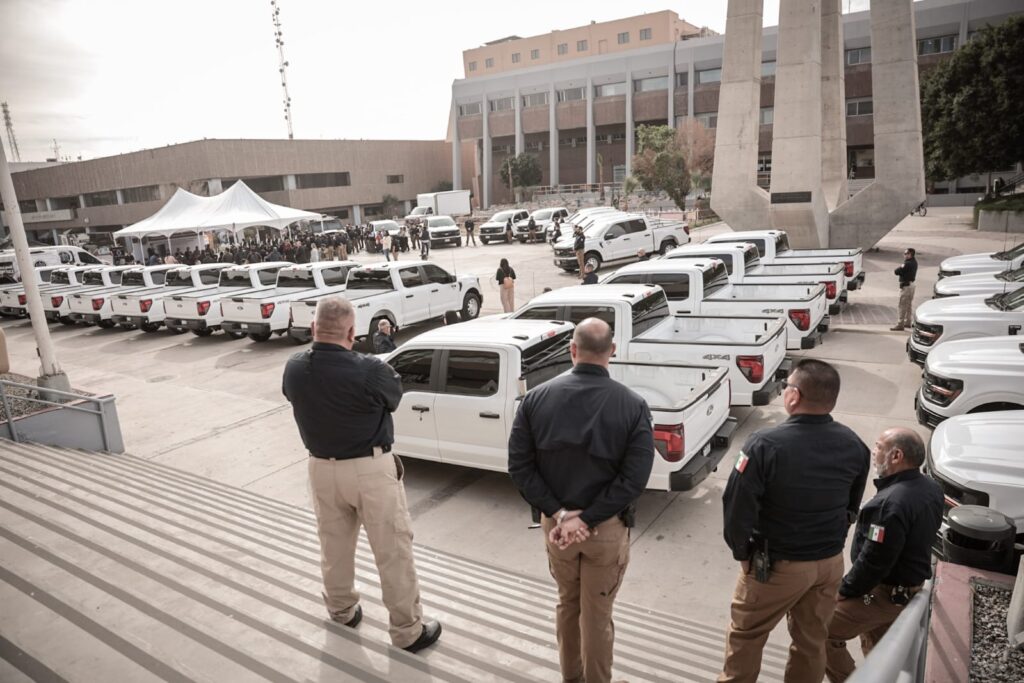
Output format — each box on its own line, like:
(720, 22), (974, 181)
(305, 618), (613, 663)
(868, 524), (886, 543)
(735, 452), (750, 473)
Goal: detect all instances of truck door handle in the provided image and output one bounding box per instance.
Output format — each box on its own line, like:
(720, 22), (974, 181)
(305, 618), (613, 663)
(412, 405), (430, 412)
(479, 411), (500, 419)
(406, 294), (414, 299)
(1010, 325), (1021, 336)
(431, 289), (439, 293)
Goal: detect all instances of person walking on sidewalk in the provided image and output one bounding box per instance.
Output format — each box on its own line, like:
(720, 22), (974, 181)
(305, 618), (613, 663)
(497, 258), (516, 313)
(508, 317), (654, 683)
(891, 248), (918, 331)
(281, 296), (441, 653)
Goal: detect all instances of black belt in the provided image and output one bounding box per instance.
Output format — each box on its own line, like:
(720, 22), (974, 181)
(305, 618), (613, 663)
(310, 444), (391, 461)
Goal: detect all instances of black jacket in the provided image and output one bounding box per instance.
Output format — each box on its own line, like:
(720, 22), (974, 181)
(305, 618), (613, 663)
(895, 257), (918, 287)
(508, 363), (654, 527)
(839, 469), (943, 597)
(372, 332), (397, 354)
(573, 233), (585, 251)
(282, 342), (402, 459)
(496, 267), (516, 286)
(722, 414), (870, 561)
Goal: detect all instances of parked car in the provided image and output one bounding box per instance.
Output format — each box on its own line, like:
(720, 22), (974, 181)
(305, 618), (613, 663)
(938, 242), (1024, 279)
(385, 318), (736, 491)
(1, 265), (105, 317)
(109, 263), (232, 333)
(39, 266), (118, 324)
(907, 286), (1024, 366)
(552, 212), (689, 272)
(67, 265), (179, 328)
(424, 216), (463, 248)
(515, 207), (568, 243)
(163, 262), (290, 337)
(933, 265), (1024, 298)
(0, 245), (104, 282)
(479, 209), (529, 244)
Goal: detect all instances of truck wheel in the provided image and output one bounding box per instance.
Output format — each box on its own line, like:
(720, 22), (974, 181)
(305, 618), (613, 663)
(97, 320), (116, 329)
(461, 293), (481, 321)
(248, 332), (272, 343)
(584, 252), (602, 272)
(226, 331), (247, 340)
(140, 322), (160, 333)
(444, 310), (460, 325)
(659, 240), (676, 256)
(191, 329), (214, 337)
(481, 238), (489, 245)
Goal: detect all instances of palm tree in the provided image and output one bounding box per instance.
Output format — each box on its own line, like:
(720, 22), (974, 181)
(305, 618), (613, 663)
(621, 176), (639, 211)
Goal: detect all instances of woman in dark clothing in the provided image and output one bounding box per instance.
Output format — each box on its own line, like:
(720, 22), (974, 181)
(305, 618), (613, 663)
(496, 258), (517, 313)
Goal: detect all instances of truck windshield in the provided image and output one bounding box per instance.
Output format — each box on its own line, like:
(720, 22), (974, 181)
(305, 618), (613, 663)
(994, 242), (1024, 261)
(775, 233), (791, 254)
(490, 211), (515, 223)
(631, 290), (670, 335)
(997, 266), (1024, 282)
(429, 217), (456, 227)
(703, 262), (730, 297)
(533, 210), (553, 221)
(999, 286), (1024, 310)
(347, 269), (395, 291)
(277, 270), (316, 288)
(520, 329), (573, 390)
(220, 271), (255, 287)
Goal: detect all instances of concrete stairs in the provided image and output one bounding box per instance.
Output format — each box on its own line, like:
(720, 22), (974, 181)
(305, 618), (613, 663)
(0, 442), (788, 682)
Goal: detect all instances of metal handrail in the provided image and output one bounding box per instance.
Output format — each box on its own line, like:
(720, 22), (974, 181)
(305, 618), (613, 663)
(0, 379), (113, 450)
(847, 580), (933, 683)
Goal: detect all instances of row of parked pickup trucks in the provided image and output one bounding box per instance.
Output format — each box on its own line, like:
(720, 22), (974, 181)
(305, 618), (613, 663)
(902, 241), (1024, 550)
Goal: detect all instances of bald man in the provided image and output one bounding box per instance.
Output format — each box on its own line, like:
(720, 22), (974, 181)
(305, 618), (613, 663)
(508, 317), (654, 683)
(824, 428), (942, 682)
(281, 295), (441, 653)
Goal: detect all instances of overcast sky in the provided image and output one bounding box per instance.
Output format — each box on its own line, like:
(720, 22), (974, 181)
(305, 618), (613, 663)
(0, 0), (870, 162)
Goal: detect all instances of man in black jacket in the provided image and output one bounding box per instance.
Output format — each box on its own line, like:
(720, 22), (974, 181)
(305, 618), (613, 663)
(719, 358), (870, 683)
(891, 248), (918, 331)
(508, 317), (654, 683)
(825, 428), (942, 682)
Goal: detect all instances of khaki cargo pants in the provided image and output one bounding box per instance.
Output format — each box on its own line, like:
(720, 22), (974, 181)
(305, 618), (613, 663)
(543, 515), (630, 683)
(825, 584), (912, 682)
(308, 449), (423, 648)
(897, 284), (915, 327)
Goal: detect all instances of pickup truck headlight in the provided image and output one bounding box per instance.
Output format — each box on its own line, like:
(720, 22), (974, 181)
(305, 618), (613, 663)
(653, 423), (685, 462)
(912, 322), (943, 346)
(922, 371), (963, 407)
(788, 309), (811, 331)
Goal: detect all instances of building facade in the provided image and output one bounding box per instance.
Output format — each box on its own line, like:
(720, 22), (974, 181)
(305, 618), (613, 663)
(2, 138), (454, 244)
(450, 0), (1022, 208)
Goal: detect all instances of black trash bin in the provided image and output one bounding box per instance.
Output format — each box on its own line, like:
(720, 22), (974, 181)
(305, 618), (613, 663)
(942, 505), (1017, 574)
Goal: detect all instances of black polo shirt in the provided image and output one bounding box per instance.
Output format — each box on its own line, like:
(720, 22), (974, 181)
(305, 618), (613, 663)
(282, 342), (402, 459)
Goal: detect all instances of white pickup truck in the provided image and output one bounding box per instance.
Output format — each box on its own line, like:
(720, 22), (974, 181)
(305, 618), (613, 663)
(40, 266), (115, 324)
(601, 259), (829, 350)
(705, 229), (866, 290)
(288, 261), (482, 343)
(220, 261), (359, 342)
(424, 216), (462, 248)
(385, 318), (736, 491)
(1, 265), (101, 317)
(110, 263), (231, 333)
(915, 336), (1024, 428)
(908, 286), (1024, 366)
(0, 266), (66, 315)
(504, 284), (789, 406)
(938, 242), (1024, 279)
(665, 242), (848, 314)
(547, 206), (618, 242)
(163, 262), (290, 337)
(0, 245), (104, 282)
(927, 410), (1024, 544)
(67, 265), (179, 328)
(515, 207), (568, 243)
(552, 212), (690, 273)
(479, 209), (530, 244)
(933, 266), (1024, 298)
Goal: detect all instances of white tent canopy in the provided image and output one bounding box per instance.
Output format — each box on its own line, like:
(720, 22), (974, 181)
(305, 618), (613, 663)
(112, 181), (322, 240)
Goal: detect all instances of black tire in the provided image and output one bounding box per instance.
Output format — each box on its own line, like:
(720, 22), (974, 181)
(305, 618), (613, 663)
(444, 310), (460, 325)
(97, 319), (116, 329)
(248, 332), (272, 343)
(191, 328), (214, 337)
(584, 252), (603, 272)
(460, 292), (482, 321)
(659, 240), (676, 256)
(481, 238), (489, 245)
(141, 322), (160, 333)
(226, 331), (247, 340)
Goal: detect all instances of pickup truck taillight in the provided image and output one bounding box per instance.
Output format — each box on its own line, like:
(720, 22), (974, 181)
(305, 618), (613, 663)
(653, 423), (685, 462)
(736, 355), (765, 384)
(821, 281), (837, 299)
(51, 296), (63, 307)
(912, 322), (943, 347)
(197, 300), (211, 316)
(139, 299), (153, 313)
(843, 261), (854, 277)
(260, 302), (276, 319)
(788, 309), (811, 331)
(91, 297), (105, 311)
(922, 371), (963, 407)
(17, 294), (26, 305)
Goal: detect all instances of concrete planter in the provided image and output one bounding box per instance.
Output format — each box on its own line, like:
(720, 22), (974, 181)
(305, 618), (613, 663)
(0, 383), (124, 453)
(978, 209), (1024, 233)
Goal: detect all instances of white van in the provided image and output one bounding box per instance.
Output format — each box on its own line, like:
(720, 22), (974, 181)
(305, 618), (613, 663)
(0, 246), (104, 282)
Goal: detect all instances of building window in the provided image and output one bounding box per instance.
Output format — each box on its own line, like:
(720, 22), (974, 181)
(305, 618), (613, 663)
(83, 190), (119, 207)
(18, 199), (37, 213)
(695, 113), (718, 129)
(121, 185), (161, 204)
(530, 49), (540, 60)
(511, 52), (520, 64)
(846, 97), (873, 117)
(557, 86), (585, 102)
(489, 96), (514, 112)
(458, 102), (482, 117)
(676, 72), (688, 87)
(760, 107), (774, 125)
(617, 32), (630, 45)
(577, 39), (588, 52)
(492, 143), (512, 154)
(225, 176), (284, 193)
(757, 153), (772, 173)
(522, 92), (549, 108)
(485, 57), (494, 68)
(557, 43), (568, 56)
(594, 82), (627, 98)
(468, 61), (477, 72)
(295, 172), (350, 190)
(386, 175), (404, 184)
(697, 68), (722, 84)
(48, 196), (79, 210)
(761, 61), (776, 77)
(918, 35), (957, 55)
(634, 76), (668, 93)
(845, 47), (871, 65)
(640, 28), (652, 41)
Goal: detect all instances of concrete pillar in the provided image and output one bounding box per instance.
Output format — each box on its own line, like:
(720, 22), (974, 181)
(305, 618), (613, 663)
(958, 3), (969, 45)
(586, 77), (595, 185)
(451, 99), (462, 190)
(404, 199), (412, 214)
(549, 83), (559, 186)
(820, 0), (848, 210)
(667, 53), (676, 126)
(625, 70), (634, 179)
(769, 0), (830, 248)
(514, 88), (524, 156)
(352, 205), (362, 224)
(77, 195), (86, 209)
(45, 198), (54, 211)
(284, 174), (297, 191)
(710, 0), (770, 230)
(482, 97), (492, 209)
(35, 199), (47, 212)
(208, 178), (223, 196)
(687, 62), (695, 122)
(115, 189), (125, 205)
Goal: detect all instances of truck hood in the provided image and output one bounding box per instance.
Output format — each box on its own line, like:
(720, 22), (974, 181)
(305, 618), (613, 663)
(933, 273), (1006, 297)
(941, 252), (1002, 271)
(926, 336), (1024, 377)
(930, 411), (1024, 495)
(554, 237), (577, 249)
(914, 294), (996, 324)
(481, 220), (508, 229)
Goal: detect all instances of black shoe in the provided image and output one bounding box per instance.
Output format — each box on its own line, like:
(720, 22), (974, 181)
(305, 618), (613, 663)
(402, 620), (442, 653)
(331, 604), (362, 628)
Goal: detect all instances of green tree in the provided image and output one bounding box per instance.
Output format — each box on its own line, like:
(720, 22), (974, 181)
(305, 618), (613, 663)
(381, 193), (403, 218)
(921, 16), (1024, 181)
(620, 175), (640, 211)
(632, 124), (691, 210)
(498, 153), (543, 190)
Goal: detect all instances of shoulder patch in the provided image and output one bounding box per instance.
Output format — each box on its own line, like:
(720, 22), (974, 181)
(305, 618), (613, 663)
(868, 524), (886, 543)
(735, 451), (750, 473)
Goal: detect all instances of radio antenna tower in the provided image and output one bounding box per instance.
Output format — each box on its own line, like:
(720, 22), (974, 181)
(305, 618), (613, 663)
(1, 102), (21, 162)
(270, 0), (294, 139)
